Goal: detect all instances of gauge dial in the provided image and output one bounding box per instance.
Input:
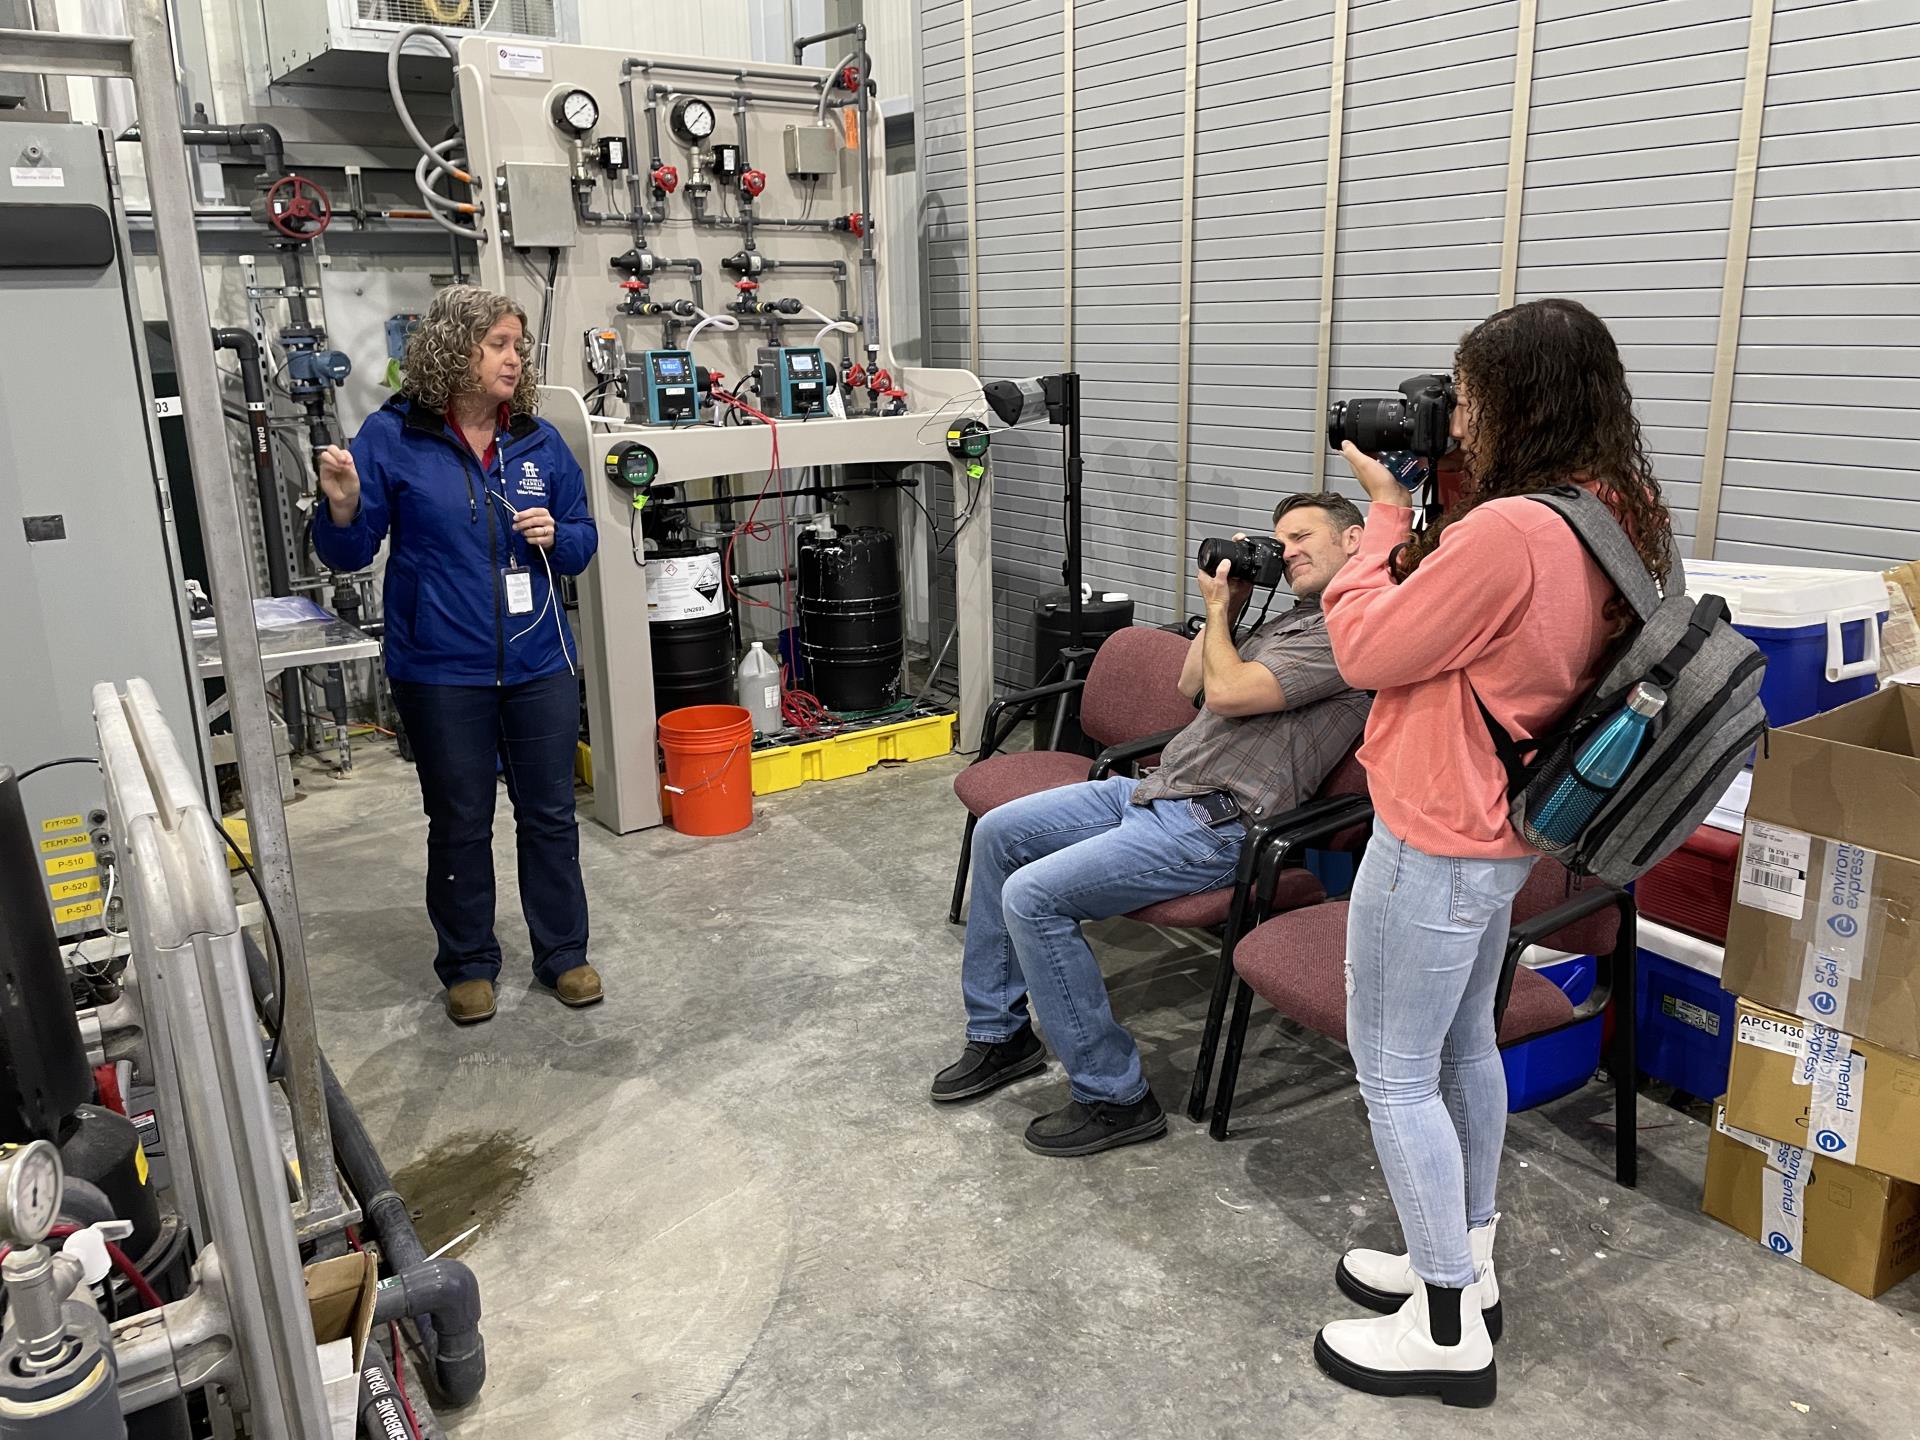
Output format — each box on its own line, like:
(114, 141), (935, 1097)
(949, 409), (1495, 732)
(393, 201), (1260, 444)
(669, 97), (717, 145)
(1, 1141), (63, 1246)
(550, 87), (600, 137)
(604, 441), (659, 489)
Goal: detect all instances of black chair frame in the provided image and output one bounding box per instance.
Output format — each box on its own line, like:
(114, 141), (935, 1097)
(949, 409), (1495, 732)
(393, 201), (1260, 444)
(1182, 793), (1376, 1123)
(1205, 834), (1642, 1189)
(946, 668), (1185, 924)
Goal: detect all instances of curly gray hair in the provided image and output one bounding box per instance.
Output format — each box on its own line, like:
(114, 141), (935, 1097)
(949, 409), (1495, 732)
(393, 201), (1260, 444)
(400, 284), (541, 416)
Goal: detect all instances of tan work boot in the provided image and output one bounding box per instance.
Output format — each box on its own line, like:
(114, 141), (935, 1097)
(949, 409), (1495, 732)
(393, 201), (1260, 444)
(551, 964), (604, 1008)
(445, 979), (496, 1025)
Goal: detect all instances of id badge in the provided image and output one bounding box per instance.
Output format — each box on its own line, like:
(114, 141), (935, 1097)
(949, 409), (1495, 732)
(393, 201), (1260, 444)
(504, 565), (535, 617)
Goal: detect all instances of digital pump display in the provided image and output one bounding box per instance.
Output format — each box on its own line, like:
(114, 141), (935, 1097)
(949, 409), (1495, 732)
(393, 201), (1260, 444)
(652, 353), (691, 382)
(786, 352), (820, 377)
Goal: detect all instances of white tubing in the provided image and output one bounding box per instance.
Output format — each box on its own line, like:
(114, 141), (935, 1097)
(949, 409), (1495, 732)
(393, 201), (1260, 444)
(685, 309), (740, 348)
(802, 302), (856, 346)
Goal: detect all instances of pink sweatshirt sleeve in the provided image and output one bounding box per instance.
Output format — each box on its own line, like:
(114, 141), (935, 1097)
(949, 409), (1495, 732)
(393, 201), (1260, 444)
(1322, 502), (1535, 691)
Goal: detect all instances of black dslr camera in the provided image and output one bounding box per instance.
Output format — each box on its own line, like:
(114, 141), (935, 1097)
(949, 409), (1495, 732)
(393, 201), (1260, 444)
(1327, 373), (1457, 460)
(1196, 535), (1287, 587)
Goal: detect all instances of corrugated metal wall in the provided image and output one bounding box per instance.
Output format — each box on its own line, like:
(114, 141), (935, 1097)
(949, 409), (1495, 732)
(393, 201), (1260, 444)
(923, 0), (1920, 682)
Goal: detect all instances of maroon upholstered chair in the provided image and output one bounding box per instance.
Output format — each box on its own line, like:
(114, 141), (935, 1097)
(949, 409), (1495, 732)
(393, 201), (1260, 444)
(949, 625), (1197, 924)
(1179, 746), (1371, 1123)
(1208, 851), (1640, 1188)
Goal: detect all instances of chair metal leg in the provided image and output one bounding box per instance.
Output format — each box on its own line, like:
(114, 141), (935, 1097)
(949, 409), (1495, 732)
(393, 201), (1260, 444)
(1208, 979), (1258, 1142)
(1611, 909), (1639, 1189)
(948, 813), (978, 926)
(1185, 926), (1241, 1122)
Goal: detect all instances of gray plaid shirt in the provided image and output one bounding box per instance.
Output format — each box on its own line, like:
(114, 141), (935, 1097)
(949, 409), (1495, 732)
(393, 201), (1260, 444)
(1130, 599), (1369, 821)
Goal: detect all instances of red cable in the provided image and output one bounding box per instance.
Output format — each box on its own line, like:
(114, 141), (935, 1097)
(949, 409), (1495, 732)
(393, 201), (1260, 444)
(44, 1224), (166, 1312)
(389, 1322), (425, 1440)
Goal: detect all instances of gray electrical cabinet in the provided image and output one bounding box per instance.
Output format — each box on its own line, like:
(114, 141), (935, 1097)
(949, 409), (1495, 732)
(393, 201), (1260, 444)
(0, 122), (204, 938)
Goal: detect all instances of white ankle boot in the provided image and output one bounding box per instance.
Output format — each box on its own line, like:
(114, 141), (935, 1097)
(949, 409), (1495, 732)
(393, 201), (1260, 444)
(1336, 1214), (1502, 1341)
(1315, 1276), (1497, 1408)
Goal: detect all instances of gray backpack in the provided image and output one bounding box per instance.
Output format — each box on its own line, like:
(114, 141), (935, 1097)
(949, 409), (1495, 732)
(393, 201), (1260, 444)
(1476, 487), (1768, 887)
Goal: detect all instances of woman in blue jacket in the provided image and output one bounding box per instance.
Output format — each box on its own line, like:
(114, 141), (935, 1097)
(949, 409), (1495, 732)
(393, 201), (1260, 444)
(314, 285), (602, 1024)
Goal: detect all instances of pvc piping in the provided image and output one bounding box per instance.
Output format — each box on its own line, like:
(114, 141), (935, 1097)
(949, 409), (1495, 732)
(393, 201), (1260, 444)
(1496, 0), (1539, 310)
(817, 51), (856, 122)
(1308, 0), (1353, 496)
(1171, 0), (1202, 618)
(388, 24), (463, 182)
(1694, 0), (1777, 560)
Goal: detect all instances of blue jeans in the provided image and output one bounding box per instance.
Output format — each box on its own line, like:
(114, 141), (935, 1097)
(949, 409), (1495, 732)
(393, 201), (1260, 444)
(1346, 817), (1536, 1287)
(391, 671), (590, 989)
(963, 776), (1245, 1104)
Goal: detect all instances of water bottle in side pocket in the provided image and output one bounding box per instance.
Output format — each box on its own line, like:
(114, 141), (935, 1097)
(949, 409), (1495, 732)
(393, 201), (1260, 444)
(1526, 681), (1667, 848)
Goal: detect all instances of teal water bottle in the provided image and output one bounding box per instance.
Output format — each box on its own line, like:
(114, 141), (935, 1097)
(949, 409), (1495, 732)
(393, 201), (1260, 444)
(1528, 681), (1668, 846)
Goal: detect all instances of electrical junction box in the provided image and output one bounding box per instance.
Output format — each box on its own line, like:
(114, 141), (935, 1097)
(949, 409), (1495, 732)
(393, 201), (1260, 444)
(497, 162), (575, 249)
(782, 123), (839, 178)
(628, 349), (701, 426)
(757, 346), (827, 419)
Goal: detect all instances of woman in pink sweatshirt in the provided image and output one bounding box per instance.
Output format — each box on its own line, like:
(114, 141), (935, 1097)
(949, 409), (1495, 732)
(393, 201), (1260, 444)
(1314, 299), (1674, 1406)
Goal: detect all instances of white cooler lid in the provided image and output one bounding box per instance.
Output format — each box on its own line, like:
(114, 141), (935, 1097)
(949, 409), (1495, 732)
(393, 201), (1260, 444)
(1684, 558), (1887, 629)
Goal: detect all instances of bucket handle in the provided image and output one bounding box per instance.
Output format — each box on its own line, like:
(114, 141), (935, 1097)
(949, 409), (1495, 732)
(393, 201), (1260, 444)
(663, 742), (747, 797)
(1825, 603), (1882, 683)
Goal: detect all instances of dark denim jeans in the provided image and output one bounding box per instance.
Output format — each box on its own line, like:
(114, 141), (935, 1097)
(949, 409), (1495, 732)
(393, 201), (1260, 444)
(391, 670), (589, 988)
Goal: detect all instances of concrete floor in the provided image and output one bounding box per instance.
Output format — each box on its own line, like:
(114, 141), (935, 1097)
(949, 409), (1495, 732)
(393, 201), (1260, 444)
(287, 743), (1920, 1440)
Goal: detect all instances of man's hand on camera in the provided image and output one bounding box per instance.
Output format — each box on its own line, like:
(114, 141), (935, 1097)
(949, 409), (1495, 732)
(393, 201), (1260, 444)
(1341, 440), (1414, 509)
(1196, 558), (1239, 613)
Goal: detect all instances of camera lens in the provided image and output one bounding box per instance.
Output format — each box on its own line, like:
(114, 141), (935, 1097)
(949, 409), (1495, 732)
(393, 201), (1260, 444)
(1197, 537), (1239, 577)
(1327, 396), (1415, 454)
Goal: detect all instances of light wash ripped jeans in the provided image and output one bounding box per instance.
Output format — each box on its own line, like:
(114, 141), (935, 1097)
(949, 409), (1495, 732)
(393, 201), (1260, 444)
(1346, 817), (1537, 1288)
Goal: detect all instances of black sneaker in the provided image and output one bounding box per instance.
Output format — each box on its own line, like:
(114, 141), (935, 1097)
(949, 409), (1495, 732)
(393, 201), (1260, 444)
(929, 1026), (1047, 1102)
(1023, 1089), (1167, 1157)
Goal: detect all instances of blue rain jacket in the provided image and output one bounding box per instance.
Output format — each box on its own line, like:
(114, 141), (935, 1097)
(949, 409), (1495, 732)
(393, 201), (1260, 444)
(312, 396), (599, 687)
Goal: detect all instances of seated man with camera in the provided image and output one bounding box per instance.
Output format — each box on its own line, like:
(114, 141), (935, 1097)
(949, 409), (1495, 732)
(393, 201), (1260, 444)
(933, 492), (1371, 1157)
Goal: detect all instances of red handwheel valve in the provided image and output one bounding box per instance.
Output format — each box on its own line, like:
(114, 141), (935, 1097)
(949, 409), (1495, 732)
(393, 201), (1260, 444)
(837, 64), (862, 93)
(866, 367), (892, 394)
(740, 169), (768, 200)
(833, 212), (868, 238)
(650, 164), (679, 195)
(846, 363), (867, 390)
(265, 174), (332, 241)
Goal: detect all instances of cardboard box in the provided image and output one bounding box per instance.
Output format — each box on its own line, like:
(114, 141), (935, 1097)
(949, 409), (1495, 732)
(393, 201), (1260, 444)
(1722, 999), (1920, 1185)
(1703, 1104), (1920, 1299)
(1721, 685), (1920, 1060)
(306, 1253), (377, 1440)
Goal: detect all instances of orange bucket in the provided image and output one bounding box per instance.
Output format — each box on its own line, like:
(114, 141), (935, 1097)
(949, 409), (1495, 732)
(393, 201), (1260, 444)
(658, 704), (755, 835)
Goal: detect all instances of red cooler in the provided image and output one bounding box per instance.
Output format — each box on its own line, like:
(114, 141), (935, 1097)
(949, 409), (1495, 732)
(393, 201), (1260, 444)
(1636, 824), (1741, 943)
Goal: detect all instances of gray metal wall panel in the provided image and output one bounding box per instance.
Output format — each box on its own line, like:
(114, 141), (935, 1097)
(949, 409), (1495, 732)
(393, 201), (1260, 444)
(1718, 0), (1920, 571)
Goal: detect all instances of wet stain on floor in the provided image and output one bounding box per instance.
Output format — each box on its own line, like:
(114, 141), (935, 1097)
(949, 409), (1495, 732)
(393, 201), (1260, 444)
(390, 1130), (539, 1254)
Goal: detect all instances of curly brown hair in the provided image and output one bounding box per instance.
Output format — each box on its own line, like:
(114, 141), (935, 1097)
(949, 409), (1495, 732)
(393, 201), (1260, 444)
(1390, 299), (1674, 607)
(400, 284), (542, 417)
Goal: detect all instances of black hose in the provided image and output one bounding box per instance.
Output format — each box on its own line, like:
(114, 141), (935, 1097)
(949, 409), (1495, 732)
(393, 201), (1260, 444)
(237, 935), (487, 1407)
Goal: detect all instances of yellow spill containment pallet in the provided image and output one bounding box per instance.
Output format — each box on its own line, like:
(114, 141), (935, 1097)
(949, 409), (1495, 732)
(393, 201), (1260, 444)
(751, 712), (955, 796)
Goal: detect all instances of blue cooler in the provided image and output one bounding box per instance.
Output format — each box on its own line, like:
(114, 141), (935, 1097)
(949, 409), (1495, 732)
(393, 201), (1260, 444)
(1684, 560), (1887, 726)
(1502, 951), (1602, 1111)
(1634, 919), (1735, 1099)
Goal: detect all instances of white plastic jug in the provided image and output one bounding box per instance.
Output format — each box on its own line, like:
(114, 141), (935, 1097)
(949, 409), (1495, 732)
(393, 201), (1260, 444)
(738, 641), (782, 736)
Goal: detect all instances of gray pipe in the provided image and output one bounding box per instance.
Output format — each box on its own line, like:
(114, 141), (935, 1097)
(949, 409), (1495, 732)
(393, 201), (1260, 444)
(125, 122), (286, 185)
(239, 935), (487, 1408)
(369, 1259), (479, 1337)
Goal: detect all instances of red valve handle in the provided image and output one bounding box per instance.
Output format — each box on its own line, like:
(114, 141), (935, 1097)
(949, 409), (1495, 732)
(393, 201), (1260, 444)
(740, 169), (768, 199)
(735, 277), (760, 292)
(838, 64), (861, 92)
(651, 164), (679, 194)
(265, 174), (332, 241)
(844, 211), (867, 237)
(620, 277), (646, 291)
(846, 363), (867, 388)
(866, 367), (892, 392)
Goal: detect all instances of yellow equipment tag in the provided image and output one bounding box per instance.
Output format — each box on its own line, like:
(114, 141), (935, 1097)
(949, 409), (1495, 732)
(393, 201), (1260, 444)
(134, 1144), (150, 1186)
(46, 854), (97, 877)
(54, 899), (104, 924)
(50, 876), (100, 901)
(39, 834), (89, 854)
(41, 814), (85, 834)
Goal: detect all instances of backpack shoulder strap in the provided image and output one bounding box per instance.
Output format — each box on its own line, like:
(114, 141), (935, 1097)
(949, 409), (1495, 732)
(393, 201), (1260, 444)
(1522, 486), (1664, 622)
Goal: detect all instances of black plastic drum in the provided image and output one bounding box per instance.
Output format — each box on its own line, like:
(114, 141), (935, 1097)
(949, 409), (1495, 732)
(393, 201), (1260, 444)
(797, 526), (905, 713)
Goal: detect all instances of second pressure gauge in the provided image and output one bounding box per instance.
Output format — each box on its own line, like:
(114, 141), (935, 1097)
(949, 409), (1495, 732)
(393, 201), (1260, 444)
(550, 87), (600, 137)
(669, 97), (717, 145)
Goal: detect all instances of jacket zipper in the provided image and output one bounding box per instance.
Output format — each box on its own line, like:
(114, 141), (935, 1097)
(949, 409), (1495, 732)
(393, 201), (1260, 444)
(1582, 651), (1766, 856)
(1629, 721), (1767, 869)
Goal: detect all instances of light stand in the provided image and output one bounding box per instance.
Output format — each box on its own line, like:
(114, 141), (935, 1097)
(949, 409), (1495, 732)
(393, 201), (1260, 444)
(985, 371), (1092, 749)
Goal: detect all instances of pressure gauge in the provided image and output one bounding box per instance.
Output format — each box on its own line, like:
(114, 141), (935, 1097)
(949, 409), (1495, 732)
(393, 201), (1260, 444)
(604, 441), (659, 490)
(550, 87), (600, 137)
(669, 97), (717, 145)
(0, 1141), (64, 1246)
